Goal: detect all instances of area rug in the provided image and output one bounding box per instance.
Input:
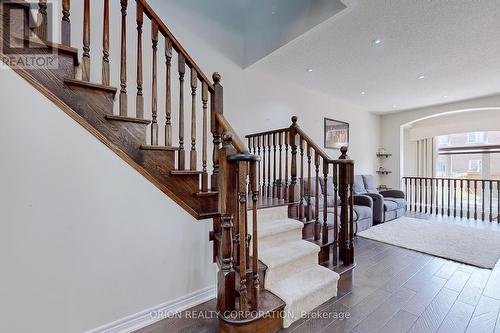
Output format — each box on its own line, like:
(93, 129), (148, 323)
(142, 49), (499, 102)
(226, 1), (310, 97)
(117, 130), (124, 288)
(357, 216), (500, 268)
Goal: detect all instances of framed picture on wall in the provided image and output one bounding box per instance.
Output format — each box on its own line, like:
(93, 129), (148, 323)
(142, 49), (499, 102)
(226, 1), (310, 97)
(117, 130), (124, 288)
(324, 118), (349, 149)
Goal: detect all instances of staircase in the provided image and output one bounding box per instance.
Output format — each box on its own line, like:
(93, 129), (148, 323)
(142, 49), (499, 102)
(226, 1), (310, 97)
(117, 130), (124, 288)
(0, 1), (355, 331)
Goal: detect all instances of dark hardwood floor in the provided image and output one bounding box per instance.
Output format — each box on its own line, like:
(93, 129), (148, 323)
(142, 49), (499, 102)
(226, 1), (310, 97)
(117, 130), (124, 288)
(136, 214), (500, 333)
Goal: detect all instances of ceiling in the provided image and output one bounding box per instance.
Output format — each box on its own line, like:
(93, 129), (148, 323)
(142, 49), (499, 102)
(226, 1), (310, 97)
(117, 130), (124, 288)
(155, 0), (500, 114)
(251, 0), (500, 113)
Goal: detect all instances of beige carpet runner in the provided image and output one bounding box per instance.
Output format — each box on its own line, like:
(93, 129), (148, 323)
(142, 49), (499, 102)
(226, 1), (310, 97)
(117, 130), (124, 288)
(251, 207), (340, 328)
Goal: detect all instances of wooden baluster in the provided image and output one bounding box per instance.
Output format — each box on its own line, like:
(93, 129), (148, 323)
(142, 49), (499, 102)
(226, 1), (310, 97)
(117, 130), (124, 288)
(497, 181), (500, 223)
(453, 179), (457, 217)
(101, 0), (110, 86)
(237, 161), (248, 315)
(61, 0), (71, 46)
(460, 179), (464, 218)
(278, 132), (283, 200)
(82, 0), (91, 81)
(119, 0), (128, 116)
(210, 73), (223, 190)
(135, 2), (144, 118)
(289, 117), (299, 204)
(164, 38), (173, 144)
(201, 82), (208, 191)
(419, 178), (423, 213)
(36, 0), (47, 41)
(306, 143), (312, 222)
(348, 162), (355, 265)
(250, 161), (259, 309)
(482, 180), (485, 221)
(322, 162), (329, 244)
(489, 180), (493, 222)
(333, 164), (339, 265)
(441, 178), (445, 216)
(314, 152), (320, 241)
(257, 136), (262, 196)
(299, 138), (305, 219)
(267, 134), (272, 198)
(151, 21), (159, 145)
(435, 178), (439, 215)
(285, 132), (289, 201)
(178, 54), (186, 169)
(474, 180), (478, 220)
(409, 178), (413, 212)
(272, 133), (277, 198)
(190, 68), (198, 170)
(262, 135), (267, 196)
(447, 179), (451, 217)
(430, 178), (433, 215)
(467, 180), (470, 219)
(424, 178), (428, 214)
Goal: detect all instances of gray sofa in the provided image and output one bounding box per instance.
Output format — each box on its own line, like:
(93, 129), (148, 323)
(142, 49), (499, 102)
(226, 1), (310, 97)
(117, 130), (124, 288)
(305, 177), (374, 233)
(354, 175), (407, 224)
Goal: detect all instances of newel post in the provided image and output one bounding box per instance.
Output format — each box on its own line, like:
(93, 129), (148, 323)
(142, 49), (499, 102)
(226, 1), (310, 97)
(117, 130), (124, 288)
(216, 132), (236, 313)
(211, 72), (223, 191)
(289, 116), (299, 204)
(338, 147), (354, 265)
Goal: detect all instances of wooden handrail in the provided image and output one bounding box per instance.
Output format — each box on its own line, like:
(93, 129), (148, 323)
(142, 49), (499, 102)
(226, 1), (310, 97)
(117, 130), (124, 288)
(137, 0), (214, 93)
(404, 176), (499, 182)
(245, 127), (290, 138)
(215, 113), (249, 154)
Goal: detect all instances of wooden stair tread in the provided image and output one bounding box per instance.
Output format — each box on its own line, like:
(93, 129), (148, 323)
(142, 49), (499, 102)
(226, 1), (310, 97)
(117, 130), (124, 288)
(195, 191), (219, 197)
(140, 145), (179, 151)
(219, 289), (285, 324)
(171, 170), (203, 175)
(105, 115), (151, 125)
(64, 78), (117, 95)
(9, 33), (79, 65)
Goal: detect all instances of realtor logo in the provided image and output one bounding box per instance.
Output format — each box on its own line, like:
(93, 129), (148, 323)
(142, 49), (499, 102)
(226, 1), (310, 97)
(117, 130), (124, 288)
(0, 1), (59, 69)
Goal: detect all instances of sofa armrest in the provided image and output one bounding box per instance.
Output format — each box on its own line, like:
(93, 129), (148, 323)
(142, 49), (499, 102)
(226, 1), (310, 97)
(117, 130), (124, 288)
(353, 195), (373, 208)
(363, 193), (384, 223)
(380, 190), (405, 199)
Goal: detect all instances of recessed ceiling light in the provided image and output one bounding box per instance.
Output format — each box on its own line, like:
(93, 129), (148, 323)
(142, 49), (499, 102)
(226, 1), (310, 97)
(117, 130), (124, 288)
(418, 75), (426, 79)
(443, 95), (449, 98)
(373, 39), (382, 45)
(307, 68), (313, 72)
(392, 105), (397, 108)
(361, 91), (366, 95)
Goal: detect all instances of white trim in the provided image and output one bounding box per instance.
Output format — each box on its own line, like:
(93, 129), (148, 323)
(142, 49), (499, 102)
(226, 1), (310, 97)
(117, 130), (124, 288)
(85, 286), (216, 333)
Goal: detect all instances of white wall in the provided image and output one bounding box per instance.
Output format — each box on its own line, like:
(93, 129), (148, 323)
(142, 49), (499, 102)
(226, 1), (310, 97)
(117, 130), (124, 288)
(381, 94), (500, 188)
(0, 67), (215, 333)
(0, 2), (380, 332)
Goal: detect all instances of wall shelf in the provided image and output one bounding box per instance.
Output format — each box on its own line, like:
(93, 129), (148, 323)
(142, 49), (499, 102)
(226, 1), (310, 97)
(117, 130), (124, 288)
(376, 152), (392, 158)
(376, 170), (392, 175)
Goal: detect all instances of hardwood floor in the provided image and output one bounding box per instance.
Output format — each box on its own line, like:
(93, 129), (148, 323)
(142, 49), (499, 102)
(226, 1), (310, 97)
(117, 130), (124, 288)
(136, 214), (500, 333)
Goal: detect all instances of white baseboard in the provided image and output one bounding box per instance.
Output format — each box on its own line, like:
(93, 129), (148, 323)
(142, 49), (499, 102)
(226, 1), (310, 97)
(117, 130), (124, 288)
(85, 286), (216, 333)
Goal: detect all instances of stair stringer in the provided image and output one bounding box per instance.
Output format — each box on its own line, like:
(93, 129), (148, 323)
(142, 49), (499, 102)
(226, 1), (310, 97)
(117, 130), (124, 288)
(0, 42), (217, 219)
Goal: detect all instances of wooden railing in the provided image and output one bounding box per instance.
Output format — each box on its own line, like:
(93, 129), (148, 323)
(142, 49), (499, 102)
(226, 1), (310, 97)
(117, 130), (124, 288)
(29, 0), (261, 319)
(403, 176), (500, 222)
(246, 117), (356, 266)
(212, 130), (260, 316)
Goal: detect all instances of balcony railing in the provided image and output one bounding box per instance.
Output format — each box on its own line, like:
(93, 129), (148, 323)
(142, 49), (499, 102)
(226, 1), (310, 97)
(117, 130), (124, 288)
(403, 176), (500, 222)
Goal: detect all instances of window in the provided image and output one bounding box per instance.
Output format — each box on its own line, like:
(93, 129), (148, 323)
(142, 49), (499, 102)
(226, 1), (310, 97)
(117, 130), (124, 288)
(437, 135), (449, 146)
(468, 159), (482, 172)
(467, 132), (485, 144)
